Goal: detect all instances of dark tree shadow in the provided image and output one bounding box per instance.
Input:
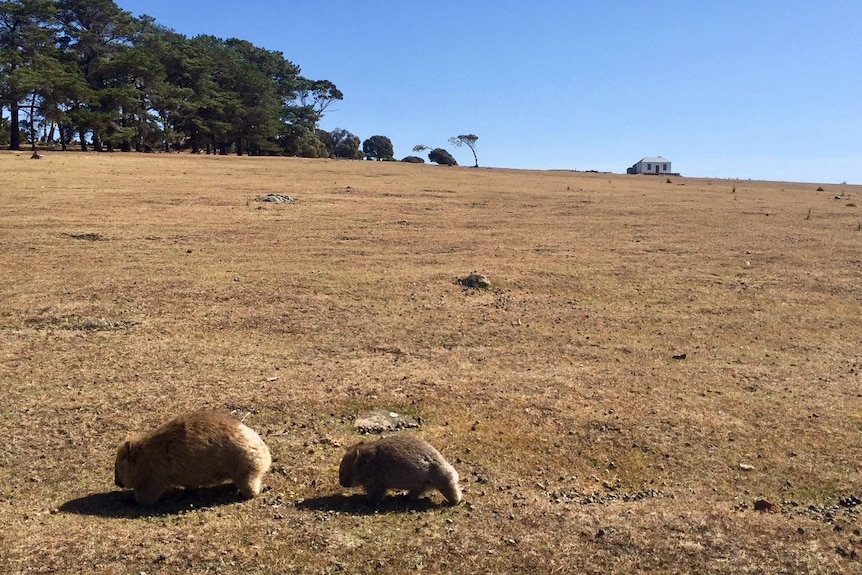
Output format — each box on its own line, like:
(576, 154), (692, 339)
(295, 493), (441, 515)
(59, 484), (246, 518)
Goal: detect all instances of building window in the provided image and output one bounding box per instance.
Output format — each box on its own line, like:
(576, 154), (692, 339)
(663, 164), (667, 170)
(647, 164), (651, 170)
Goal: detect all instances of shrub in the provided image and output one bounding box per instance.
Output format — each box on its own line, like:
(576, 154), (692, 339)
(428, 148), (457, 166)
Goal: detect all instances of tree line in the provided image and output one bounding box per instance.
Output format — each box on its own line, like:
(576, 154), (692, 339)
(1, 1), (479, 164)
(0, 0), (348, 156)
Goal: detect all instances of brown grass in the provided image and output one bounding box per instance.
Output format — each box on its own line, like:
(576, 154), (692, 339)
(1, 151), (860, 574)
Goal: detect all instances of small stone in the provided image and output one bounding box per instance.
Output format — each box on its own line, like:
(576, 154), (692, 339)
(457, 273), (491, 289)
(739, 463), (754, 471)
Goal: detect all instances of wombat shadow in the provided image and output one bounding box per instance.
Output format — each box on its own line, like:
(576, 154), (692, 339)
(296, 493), (444, 515)
(59, 484), (246, 518)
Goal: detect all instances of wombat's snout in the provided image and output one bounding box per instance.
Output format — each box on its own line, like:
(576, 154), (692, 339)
(114, 473), (124, 488)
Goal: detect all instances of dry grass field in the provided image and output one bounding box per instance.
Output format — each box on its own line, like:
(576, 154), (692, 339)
(1, 151), (860, 574)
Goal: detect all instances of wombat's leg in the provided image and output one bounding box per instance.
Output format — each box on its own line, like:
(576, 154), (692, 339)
(134, 483), (164, 506)
(406, 489), (426, 501)
(235, 473), (263, 499)
(437, 482), (463, 505)
(363, 480), (387, 504)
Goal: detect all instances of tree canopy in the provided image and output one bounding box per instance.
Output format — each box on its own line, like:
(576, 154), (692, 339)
(428, 147), (456, 166)
(329, 127), (362, 159)
(0, 0), (342, 155)
(362, 134), (393, 161)
(413, 143), (457, 166)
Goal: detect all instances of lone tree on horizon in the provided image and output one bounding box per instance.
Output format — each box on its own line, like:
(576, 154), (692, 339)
(449, 134), (479, 167)
(363, 135), (394, 161)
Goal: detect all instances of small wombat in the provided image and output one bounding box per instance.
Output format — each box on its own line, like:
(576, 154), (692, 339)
(114, 409), (271, 505)
(339, 434), (462, 505)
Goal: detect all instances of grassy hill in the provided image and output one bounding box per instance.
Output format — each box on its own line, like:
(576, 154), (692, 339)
(1, 151), (859, 573)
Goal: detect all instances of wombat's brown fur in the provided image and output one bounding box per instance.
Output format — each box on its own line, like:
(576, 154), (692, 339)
(339, 434), (462, 505)
(114, 409), (271, 505)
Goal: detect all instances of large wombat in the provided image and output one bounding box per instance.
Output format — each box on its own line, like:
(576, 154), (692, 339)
(114, 409), (271, 505)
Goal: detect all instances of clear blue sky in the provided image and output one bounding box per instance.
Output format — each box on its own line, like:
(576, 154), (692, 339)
(115, 0), (861, 183)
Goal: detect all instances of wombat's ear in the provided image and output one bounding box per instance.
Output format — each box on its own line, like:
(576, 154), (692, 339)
(343, 446), (363, 476)
(120, 439), (138, 462)
(339, 446), (361, 487)
(348, 446), (362, 467)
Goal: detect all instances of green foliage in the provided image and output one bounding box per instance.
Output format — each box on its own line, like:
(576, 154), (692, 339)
(330, 128), (363, 159)
(0, 0), (342, 154)
(278, 124), (327, 157)
(1, 0), (61, 148)
(414, 143), (458, 165)
(428, 147), (457, 166)
(401, 155), (424, 163)
(362, 135), (393, 161)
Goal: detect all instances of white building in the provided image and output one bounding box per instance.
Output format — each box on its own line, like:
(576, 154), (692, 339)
(627, 156), (672, 175)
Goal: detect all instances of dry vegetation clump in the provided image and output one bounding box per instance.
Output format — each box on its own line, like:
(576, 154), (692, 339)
(0, 151), (860, 574)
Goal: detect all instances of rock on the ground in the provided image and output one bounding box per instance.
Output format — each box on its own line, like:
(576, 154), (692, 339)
(256, 193), (295, 203)
(457, 272), (491, 289)
(353, 410), (422, 434)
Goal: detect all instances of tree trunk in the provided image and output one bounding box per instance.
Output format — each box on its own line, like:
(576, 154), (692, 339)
(10, 101), (21, 150)
(78, 127), (88, 152)
(27, 92), (37, 151)
(58, 123), (68, 151)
